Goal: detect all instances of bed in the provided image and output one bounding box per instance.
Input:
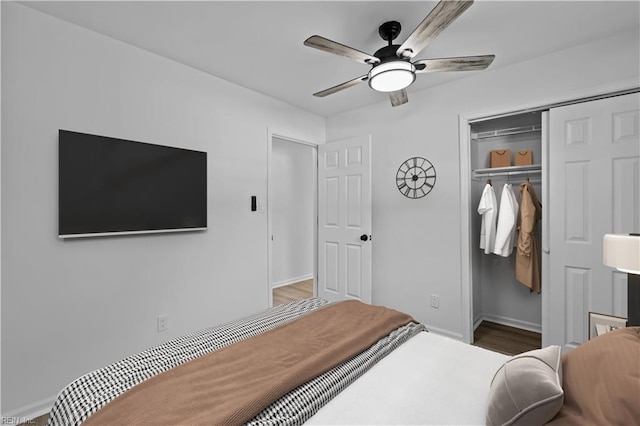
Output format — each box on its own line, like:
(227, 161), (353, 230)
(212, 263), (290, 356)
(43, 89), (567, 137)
(46, 298), (640, 425)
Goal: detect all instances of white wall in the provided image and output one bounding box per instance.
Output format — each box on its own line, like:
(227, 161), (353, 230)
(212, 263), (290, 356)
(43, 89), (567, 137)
(1, 3), (324, 416)
(326, 29), (640, 339)
(271, 138), (314, 287)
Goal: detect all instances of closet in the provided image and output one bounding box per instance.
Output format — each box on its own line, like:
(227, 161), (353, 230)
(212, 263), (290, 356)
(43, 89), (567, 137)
(463, 90), (639, 349)
(469, 111), (544, 337)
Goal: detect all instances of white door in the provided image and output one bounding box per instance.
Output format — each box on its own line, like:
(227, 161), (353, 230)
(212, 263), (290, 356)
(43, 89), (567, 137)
(318, 135), (372, 303)
(548, 92), (639, 350)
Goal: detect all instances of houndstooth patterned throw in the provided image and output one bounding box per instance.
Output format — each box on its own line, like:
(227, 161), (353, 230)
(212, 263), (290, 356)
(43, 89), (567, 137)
(248, 321), (425, 425)
(47, 298), (425, 425)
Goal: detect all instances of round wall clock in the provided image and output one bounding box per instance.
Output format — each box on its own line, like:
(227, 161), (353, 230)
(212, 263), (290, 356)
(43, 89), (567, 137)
(396, 157), (437, 199)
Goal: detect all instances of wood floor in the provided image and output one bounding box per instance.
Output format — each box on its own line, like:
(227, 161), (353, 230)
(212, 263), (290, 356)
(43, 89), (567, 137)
(272, 279), (314, 306)
(473, 321), (541, 356)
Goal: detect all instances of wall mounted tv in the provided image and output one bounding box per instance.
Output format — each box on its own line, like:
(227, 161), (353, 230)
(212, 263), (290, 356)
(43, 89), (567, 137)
(59, 130), (207, 238)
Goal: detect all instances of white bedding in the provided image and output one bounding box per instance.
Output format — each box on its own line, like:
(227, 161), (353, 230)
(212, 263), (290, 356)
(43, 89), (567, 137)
(306, 331), (508, 425)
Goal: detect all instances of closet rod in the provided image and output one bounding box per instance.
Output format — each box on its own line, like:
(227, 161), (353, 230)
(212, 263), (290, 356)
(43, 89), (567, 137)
(473, 173), (541, 183)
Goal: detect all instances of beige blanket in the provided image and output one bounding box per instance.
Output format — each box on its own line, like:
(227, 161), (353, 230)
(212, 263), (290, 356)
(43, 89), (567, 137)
(84, 300), (415, 425)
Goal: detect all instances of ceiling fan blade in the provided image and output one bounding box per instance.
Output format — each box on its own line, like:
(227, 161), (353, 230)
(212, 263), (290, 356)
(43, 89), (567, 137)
(313, 75), (369, 97)
(397, 0), (474, 59)
(389, 89), (408, 107)
(414, 55), (495, 73)
(304, 35), (380, 65)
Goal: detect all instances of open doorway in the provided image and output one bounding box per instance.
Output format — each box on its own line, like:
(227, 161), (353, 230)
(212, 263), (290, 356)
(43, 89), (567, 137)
(273, 278), (314, 306)
(268, 135), (317, 306)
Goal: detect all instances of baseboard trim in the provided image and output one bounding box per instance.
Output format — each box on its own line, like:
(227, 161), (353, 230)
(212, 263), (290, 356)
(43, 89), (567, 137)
(473, 314), (483, 331)
(480, 313), (542, 334)
(2, 395), (54, 423)
(424, 324), (464, 342)
(272, 274), (313, 289)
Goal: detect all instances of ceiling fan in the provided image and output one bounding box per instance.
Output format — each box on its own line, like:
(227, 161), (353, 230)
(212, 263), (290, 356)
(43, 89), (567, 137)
(304, 0), (495, 107)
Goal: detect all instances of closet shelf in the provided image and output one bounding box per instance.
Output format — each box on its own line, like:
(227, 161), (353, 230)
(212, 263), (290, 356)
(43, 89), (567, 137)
(472, 124), (542, 140)
(472, 164), (542, 180)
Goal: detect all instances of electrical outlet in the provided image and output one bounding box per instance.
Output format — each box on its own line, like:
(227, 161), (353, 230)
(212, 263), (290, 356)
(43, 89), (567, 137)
(430, 294), (440, 309)
(157, 314), (168, 332)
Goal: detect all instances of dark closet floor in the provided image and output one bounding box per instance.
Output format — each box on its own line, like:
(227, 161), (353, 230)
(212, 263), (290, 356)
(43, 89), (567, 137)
(473, 321), (542, 356)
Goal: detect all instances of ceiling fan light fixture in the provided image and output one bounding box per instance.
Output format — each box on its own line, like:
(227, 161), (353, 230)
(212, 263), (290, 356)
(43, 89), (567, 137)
(368, 61), (416, 92)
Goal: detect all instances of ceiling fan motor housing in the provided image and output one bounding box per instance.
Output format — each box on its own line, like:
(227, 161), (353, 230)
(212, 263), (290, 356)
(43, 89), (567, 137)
(374, 44), (406, 64)
(368, 21), (416, 92)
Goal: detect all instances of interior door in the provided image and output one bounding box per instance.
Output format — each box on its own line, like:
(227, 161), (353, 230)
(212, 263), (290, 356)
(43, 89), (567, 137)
(318, 135), (372, 303)
(548, 92), (639, 350)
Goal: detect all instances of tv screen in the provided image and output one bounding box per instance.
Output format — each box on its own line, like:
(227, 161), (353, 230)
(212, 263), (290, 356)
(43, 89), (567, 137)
(59, 130), (207, 238)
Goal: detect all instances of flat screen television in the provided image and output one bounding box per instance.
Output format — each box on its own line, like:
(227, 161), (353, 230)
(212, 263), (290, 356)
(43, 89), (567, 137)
(59, 130), (207, 238)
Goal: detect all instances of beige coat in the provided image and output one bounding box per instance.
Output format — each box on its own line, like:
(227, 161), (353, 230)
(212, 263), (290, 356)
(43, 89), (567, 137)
(516, 182), (542, 293)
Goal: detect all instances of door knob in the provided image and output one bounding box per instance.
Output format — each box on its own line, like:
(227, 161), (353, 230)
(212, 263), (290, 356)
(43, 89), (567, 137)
(360, 234), (369, 241)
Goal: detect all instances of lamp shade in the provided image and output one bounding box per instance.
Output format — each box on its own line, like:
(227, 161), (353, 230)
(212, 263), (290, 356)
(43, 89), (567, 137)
(603, 234), (640, 275)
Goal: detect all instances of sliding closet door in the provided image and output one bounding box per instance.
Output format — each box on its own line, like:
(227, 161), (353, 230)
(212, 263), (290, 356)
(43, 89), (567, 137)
(548, 92), (639, 350)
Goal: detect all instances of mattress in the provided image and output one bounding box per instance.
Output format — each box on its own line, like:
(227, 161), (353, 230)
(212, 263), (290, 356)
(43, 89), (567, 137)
(307, 331), (509, 425)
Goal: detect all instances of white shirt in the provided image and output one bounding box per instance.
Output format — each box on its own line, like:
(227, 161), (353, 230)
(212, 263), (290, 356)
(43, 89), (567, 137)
(493, 183), (519, 257)
(478, 183), (498, 254)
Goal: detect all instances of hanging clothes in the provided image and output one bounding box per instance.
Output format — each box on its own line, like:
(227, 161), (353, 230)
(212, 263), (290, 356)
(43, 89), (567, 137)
(478, 183), (498, 254)
(516, 181), (542, 293)
(493, 183), (519, 257)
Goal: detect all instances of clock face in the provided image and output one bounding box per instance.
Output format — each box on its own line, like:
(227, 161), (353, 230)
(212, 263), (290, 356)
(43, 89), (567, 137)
(396, 157), (436, 199)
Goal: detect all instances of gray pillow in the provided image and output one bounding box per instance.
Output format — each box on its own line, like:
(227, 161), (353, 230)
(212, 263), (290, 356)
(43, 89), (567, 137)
(485, 345), (563, 426)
